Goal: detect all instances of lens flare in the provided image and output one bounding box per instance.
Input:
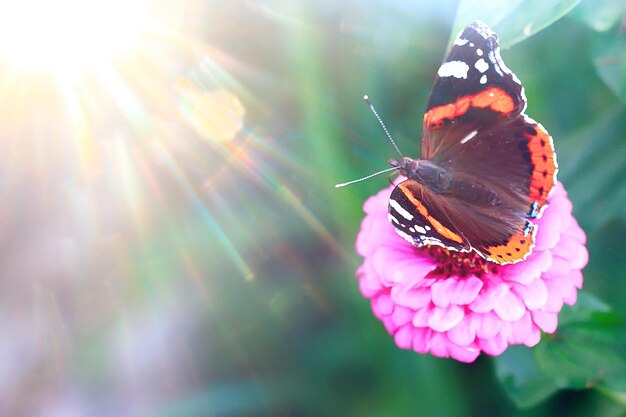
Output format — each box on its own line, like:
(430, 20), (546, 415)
(0, 0), (151, 75)
(175, 80), (245, 143)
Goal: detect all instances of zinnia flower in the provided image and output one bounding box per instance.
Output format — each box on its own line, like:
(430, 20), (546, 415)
(355, 180), (588, 363)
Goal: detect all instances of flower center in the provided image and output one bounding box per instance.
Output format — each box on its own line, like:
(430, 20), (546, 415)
(423, 246), (499, 278)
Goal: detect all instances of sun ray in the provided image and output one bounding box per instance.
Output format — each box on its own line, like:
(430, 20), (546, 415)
(0, 0), (152, 74)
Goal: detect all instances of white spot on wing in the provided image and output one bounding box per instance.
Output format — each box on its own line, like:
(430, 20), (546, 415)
(437, 61), (469, 79)
(395, 229), (414, 244)
(414, 225), (427, 234)
(476, 49), (483, 56)
(416, 236), (471, 253)
(388, 213), (400, 225)
(460, 130), (478, 144)
(454, 37), (469, 46)
(488, 50), (504, 76)
(389, 199), (414, 221)
(490, 42), (527, 113)
(480, 74), (487, 84)
(475, 58), (489, 73)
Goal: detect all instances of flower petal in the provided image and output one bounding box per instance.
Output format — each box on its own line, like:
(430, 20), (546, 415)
(412, 327), (432, 353)
(551, 235), (582, 260)
(513, 278), (548, 310)
(428, 305), (465, 332)
(523, 325), (541, 347)
(564, 219), (587, 244)
(357, 261), (383, 297)
(547, 255), (572, 276)
(531, 310), (558, 333)
(479, 333), (508, 356)
(382, 315), (398, 334)
(493, 290), (526, 321)
(499, 249), (550, 283)
(412, 306), (432, 327)
(446, 338), (481, 363)
(391, 306), (413, 327)
(394, 324), (414, 349)
(448, 320), (476, 346)
(562, 284), (578, 306)
(505, 312), (533, 344)
(535, 196), (572, 251)
(372, 293), (394, 317)
(429, 332), (450, 358)
(373, 246), (436, 287)
(391, 286), (432, 309)
(571, 244), (589, 271)
(431, 276), (483, 307)
(472, 312), (502, 339)
(570, 269), (584, 289)
(469, 281), (508, 313)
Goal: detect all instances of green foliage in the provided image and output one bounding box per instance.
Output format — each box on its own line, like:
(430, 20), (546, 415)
(571, 0), (626, 31)
(495, 293), (626, 408)
(190, 0), (626, 415)
(452, 0), (582, 47)
(592, 34), (626, 104)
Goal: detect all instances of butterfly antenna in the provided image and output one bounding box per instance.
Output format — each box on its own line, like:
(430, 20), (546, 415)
(364, 95), (403, 157)
(335, 166), (397, 188)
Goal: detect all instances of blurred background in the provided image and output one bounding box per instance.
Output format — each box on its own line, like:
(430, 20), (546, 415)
(0, 0), (625, 416)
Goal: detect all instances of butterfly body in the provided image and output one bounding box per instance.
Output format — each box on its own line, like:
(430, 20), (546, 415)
(389, 157), (501, 206)
(387, 21), (557, 265)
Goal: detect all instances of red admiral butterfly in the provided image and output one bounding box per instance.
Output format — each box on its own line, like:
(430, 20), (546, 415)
(387, 21), (557, 265)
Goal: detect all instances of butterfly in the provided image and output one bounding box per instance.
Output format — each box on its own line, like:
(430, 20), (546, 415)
(387, 21), (557, 265)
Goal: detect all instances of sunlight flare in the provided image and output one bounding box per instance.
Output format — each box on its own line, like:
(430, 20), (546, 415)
(0, 0), (152, 74)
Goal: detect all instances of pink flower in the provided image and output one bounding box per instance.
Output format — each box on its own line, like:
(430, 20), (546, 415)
(356, 180), (587, 363)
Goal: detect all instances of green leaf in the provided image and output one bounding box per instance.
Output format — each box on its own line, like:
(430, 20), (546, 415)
(450, 0), (523, 40)
(495, 346), (564, 407)
(583, 220), (626, 313)
(451, 0), (582, 48)
(494, 292), (626, 408)
(557, 290), (614, 326)
(493, 0), (582, 48)
(557, 109), (626, 232)
(592, 32), (626, 104)
(570, 0), (626, 32)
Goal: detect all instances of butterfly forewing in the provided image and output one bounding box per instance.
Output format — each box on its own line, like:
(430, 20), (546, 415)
(422, 21), (526, 159)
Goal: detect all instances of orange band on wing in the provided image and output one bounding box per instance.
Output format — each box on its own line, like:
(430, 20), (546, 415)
(480, 224), (536, 264)
(526, 123), (557, 209)
(398, 183), (464, 244)
(424, 87), (516, 129)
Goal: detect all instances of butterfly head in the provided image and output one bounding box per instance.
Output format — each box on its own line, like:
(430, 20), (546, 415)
(389, 157), (452, 193)
(388, 157), (417, 178)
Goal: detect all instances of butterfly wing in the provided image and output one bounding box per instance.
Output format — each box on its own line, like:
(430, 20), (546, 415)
(390, 177), (537, 264)
(392, 21), (557, 264)
(421, 21), (526, 159)
(388, 179), (470, 253)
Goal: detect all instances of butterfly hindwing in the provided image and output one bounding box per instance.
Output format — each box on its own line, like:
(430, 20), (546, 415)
(388, 180), (469, 252)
